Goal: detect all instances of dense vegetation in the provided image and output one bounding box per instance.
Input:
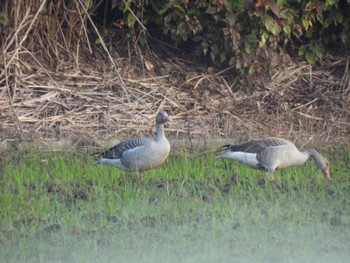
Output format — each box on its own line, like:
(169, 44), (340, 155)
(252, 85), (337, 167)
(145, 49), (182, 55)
(113, 0), (350, 73)
(1, 0), (350, 83)
(1, 2), (349, 259)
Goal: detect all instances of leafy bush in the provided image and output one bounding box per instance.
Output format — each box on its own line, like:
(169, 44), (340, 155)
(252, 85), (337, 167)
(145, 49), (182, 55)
(2, 0), (349, 82)
(111, 0), (350, 82)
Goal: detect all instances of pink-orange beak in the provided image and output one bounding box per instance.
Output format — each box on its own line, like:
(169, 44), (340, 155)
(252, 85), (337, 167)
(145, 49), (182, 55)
(323, 167), (331, 180)
(164, 115), (171, 122)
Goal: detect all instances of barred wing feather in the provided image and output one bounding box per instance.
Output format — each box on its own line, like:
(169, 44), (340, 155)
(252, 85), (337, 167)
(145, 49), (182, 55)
(99, 138), (147, 159)
(230, 137), (292, 153)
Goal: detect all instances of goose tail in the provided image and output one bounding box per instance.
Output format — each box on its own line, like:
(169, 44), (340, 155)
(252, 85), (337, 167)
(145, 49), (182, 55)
(216, 144), (232, 153)
(91, 151), (102, 166)
(92, 160), (101, 166)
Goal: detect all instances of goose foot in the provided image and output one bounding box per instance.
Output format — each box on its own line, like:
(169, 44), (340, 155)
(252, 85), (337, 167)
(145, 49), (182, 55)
(131, 171), (142, 183)
(268, 172), (275, 181)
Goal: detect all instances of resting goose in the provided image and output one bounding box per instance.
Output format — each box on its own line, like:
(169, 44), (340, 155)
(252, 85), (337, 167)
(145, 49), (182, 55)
(94, 111), (171, 172)
(216, 137), (331, 181)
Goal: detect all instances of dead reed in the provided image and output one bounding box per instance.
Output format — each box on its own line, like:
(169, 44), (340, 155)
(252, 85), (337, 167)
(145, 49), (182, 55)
(0, 1), (349, 150)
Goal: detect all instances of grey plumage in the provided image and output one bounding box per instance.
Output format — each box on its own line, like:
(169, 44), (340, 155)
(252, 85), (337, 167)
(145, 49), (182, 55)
(219, 137), (292, 154)
(216, 137), (331, 181)
(97, 138), (144, 159)
(94, 111), (171, 172)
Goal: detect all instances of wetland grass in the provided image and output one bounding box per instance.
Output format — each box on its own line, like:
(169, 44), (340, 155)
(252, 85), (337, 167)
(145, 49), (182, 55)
(0, 149), (349, 262)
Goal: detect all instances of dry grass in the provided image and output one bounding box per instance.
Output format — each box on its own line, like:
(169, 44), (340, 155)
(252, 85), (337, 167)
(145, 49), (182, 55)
(0, 1), (349, 150)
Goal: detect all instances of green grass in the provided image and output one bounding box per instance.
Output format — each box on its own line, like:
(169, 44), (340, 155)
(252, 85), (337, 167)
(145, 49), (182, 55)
(0, 149), (350, 263)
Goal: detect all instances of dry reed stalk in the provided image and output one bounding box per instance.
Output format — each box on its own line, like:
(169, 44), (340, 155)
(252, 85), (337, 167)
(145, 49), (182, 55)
(0, 2), (349, 150)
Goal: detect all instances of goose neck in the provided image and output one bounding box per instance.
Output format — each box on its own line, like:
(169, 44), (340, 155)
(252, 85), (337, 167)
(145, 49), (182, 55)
(302, 148), (317, 159)
(302, 148), (324, 168)
(156, 123), (165, 139)
(296, 149), (311, 165)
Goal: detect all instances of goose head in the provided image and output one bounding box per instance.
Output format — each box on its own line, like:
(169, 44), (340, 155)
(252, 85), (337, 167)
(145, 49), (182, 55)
(156, 111), (171, 124)
(321, 159), (331, 181)
(315, 153), (331, 180)
(305, 148), (331, 180)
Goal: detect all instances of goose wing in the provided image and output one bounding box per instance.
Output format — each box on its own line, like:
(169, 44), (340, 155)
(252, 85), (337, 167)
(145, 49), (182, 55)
(98, 138), (148, 159)
(229, 137), (292, 153)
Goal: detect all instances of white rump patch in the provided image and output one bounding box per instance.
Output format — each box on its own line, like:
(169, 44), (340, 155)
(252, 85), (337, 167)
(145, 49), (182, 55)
(97, 158), (127, 170)
(217, 151), (259, 168)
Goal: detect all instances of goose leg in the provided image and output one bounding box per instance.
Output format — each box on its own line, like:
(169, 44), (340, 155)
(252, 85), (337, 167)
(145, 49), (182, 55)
(268, 171), (275, 181)
(131, 170), (143, 182)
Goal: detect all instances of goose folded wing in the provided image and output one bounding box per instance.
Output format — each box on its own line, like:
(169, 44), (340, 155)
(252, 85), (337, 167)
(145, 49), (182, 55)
(230, 137), (292, 153)
(99, 138), (147, 159)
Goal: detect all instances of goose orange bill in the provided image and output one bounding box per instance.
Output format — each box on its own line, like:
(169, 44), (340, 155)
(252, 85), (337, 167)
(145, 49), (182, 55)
(323, 167), (331, 180)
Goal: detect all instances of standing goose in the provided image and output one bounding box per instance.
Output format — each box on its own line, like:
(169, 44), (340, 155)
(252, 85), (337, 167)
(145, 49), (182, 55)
(94, 111), (171, 172)
(216, 137), (331, 181)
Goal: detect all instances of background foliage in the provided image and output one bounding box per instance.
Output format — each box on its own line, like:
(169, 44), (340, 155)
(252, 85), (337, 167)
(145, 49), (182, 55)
(108, 0), (350, 78)
(0, 0), (349, 141)
(1, 0), (349, 82)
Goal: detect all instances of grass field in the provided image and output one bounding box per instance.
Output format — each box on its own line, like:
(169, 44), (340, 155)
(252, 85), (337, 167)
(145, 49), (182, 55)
(0, 147), (350, 263)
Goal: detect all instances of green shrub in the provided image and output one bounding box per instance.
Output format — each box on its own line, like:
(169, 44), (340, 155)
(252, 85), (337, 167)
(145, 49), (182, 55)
(110, 0), (350, 82)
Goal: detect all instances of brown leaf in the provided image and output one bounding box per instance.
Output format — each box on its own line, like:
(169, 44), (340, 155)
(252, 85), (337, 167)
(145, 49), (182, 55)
(264, 0), (280, 17)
